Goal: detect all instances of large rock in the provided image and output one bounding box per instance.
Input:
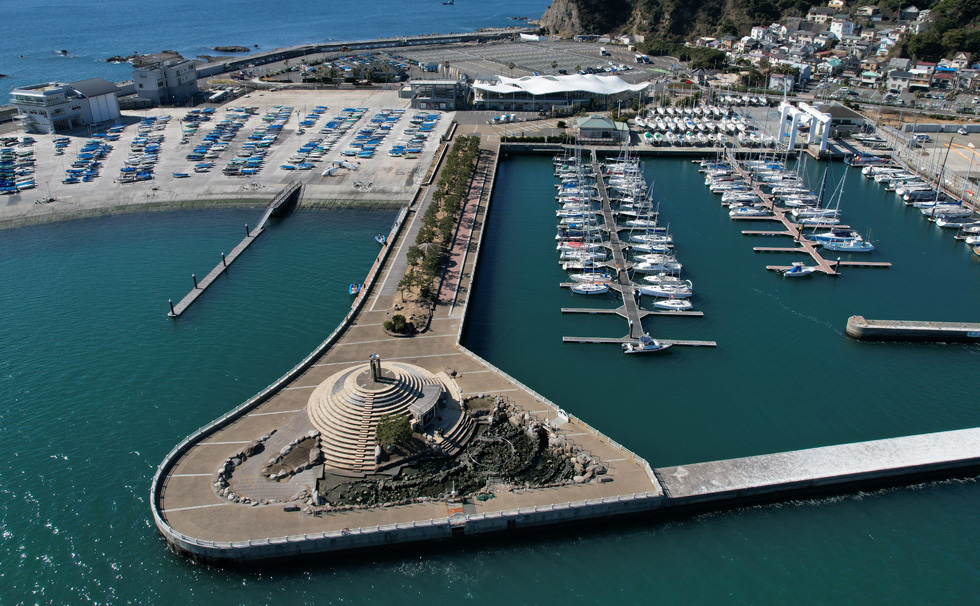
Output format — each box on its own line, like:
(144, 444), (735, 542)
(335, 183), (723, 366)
(242, 440), (263, 457)
(573, 475), (587, 484)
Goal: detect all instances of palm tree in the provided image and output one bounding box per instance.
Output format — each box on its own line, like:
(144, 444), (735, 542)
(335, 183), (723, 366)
(444, 60), (450, 76)
(551, 60), (558, 74)
(508, 61), (516, 77)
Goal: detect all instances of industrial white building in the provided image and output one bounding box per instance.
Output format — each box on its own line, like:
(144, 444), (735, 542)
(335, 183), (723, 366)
(471, 74), (648, 112)
(133, 59), (198, 106)
(10, 78), (120, 134)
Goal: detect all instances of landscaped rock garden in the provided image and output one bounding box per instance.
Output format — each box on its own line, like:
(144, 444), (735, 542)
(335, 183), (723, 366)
(312, 398), (609, 511)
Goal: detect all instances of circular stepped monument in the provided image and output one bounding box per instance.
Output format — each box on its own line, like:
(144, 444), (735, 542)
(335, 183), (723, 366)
(307, 355), (454, 473)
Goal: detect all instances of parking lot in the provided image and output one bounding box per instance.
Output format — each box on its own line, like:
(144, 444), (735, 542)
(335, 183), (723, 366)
(0, 89), (453, 226)
(398, 40), (676, 83)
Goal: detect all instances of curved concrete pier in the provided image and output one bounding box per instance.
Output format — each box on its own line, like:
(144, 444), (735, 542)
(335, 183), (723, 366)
(152, 144), (980, 564)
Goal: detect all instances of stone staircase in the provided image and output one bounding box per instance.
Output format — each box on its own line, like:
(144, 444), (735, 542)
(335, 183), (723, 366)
(307, 362), (441, 473)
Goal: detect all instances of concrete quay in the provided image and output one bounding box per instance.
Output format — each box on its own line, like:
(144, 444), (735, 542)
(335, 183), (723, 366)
(151, 141), (664, 564)
(656, 428), (980, 507)
(846, 315), (980, 343)
(151, 130), (980, 564)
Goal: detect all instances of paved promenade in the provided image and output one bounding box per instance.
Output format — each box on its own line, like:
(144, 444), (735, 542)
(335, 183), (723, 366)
(155, 136), (661, 545)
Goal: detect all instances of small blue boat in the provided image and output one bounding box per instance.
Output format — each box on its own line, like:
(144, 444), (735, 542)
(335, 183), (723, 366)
(348, 283), (361, 295)
(375, 234), (386, 246)
(172, 172), (190, 178)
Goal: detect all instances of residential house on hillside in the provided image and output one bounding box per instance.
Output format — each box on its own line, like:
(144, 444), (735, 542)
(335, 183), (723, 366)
(770, 72), (795, 91)
(886, 70), (912, 92)
(931, 71), (955, 89)
(830, 18), (854, 39)
(855, 6), (881, 20)
(908, 64), (934, 90)
(859, 70), (882, 87)
(718, 35), (738, 50)
(817, 57), (843, 76)
(957, 69), (980, 91)
(900, 6), (919, 20)
(807, 7), (838, 23)
(815, 32), (837, 49)
(738, 37), (762, 53)
(888, 57), (912, 71)
(828, 0), (845, 8)
(951, 52), (971, 69)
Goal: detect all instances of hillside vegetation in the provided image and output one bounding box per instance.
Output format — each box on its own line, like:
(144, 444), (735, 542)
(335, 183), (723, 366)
(540, 0), (980, 62)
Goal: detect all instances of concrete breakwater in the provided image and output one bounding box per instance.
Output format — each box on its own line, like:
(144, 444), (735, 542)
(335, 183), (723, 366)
(152, 146), (980, 565)
(846, 315), (980, 343)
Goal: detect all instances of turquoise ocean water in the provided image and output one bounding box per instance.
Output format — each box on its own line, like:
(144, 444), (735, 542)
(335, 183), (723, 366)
(2, 157), (979, 604)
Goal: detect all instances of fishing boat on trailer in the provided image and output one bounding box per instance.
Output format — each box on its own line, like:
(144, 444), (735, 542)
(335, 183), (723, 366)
(622, 334), (673, 354)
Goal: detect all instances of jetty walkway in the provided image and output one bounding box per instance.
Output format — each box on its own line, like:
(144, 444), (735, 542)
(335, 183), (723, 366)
(726, 153), (892, 275)
(557, 151), (714, 348)
(167, 182), (302, 317)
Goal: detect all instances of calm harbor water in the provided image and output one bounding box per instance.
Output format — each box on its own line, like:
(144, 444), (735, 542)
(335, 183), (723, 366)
(1, 156), (979, 604)
(0, 0), (549, 98)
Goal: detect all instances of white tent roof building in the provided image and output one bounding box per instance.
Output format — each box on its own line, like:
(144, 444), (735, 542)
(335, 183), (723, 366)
(471, 74), (649, 112)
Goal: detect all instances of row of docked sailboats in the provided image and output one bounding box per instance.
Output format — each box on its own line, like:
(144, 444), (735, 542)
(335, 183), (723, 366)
(700, 151), (879, 265)
(603, 146), (694, 312)
(856, 162), (980, 232)
(555, 148), (610, 295)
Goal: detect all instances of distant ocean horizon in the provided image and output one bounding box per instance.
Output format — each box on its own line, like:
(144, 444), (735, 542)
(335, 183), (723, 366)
(1, 0), (549, 97)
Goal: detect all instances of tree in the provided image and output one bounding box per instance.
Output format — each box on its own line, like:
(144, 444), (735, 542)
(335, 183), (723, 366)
(508, 61), (516, 77)
(551, 60), (558, 74)
(376, 414), (412, 448)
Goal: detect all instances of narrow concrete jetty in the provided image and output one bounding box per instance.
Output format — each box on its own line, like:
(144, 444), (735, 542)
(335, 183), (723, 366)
(656, 427), (980, 506)
(846, 315), (980, 343)
(168, 182), (302, 318)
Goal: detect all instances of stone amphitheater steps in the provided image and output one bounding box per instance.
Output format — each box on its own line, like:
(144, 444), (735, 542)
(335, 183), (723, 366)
(435, 414), (477, 457)
(307, 362), (444, 473)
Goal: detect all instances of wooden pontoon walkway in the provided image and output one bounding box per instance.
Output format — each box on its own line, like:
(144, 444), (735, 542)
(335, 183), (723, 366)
(727, 152), (892, 275)
(168, 182), (301, 318)
(557, 150), (712, 349)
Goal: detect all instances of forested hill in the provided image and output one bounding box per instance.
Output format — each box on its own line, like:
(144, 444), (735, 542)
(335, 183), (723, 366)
(539, 0), (980, 62)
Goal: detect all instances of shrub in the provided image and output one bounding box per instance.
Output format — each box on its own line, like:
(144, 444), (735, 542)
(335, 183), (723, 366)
(376, 414), (412, 448)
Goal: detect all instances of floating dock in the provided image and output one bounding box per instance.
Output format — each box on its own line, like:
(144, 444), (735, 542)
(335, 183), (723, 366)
(845, 315), (980, 343)
(557, 151), (710, 349)
(725, 152), (892, 276)
(167, 182), (302, 318)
